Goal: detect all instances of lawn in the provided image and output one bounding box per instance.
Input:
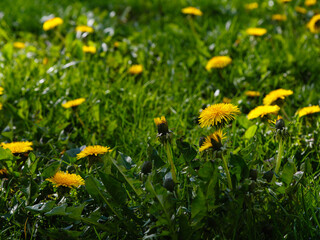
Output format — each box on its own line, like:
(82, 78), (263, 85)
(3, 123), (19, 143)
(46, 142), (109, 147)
(0, 0), (320, 239)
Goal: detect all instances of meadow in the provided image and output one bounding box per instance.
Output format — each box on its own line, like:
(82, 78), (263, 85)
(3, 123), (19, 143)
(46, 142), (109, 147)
(0, 0), (320, 239)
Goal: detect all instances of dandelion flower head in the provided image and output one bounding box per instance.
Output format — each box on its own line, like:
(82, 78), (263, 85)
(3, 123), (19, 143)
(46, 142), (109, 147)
(272, 14), (287, 21)
(154, 116), (167, 126)
(199, 130), (226, 152)
(82, 46), (96, 54)
(13, 42), (26, 49)
(129, 65), (143, 74)
(199, 103), (240, 128)
(307, 14), (320, 33)
(296, 105), (320, 117)
(1, 141), (33, 154)
(76, 25), (94, 33)
(246, 28), (267, 36)
(62, 98), (85, 109)
(43, 17), (63, 31)
(245, 90), (260, 97)
(206, 56), (232, 70)
(0, 168), (8, 176)
(46, 171), (84, 188)
(181, 7), (203, 16)
(77, 145), (112, 159)
(263, 89), (293, 105)
(295, 6), (307, 14)
(247, 105), (280, 120)
(0, 87), (3, 95)
(245, 3), (258, 10)
(305, 0), (317, 6)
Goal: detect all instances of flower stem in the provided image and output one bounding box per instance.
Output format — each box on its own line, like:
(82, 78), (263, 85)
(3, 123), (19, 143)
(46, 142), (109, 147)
(222, 155), (233, 190)
(165, 142), (177, 183)
(272, 138), (284, 183)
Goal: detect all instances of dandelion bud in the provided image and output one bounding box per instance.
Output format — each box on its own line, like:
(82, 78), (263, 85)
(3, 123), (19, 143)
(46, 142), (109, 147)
(275, 118), (285, 130)
(263, 170), (274, 182)
(154, 116), (171, 144)
(249, 169), (258, 181)
(163, 178), (175, 192)
(141, 161), (152, 175)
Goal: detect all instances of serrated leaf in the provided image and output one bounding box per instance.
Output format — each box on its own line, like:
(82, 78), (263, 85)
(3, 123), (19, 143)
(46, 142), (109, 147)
(98, 171), (127, 204)
(176, 138), (197, 163)
(41, 161), (60, 178)
(45, 204), (67, 216)
(26, 201), (56, 213)
(0, 147), (13, 161)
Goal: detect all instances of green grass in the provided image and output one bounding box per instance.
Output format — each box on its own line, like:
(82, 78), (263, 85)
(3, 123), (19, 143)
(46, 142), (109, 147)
(0, 0), (320, 239)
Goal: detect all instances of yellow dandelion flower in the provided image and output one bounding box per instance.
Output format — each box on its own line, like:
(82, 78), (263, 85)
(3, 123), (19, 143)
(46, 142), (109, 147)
(114, 41), (120, 48)
(13, 42), (26, 49)
(46, 171), (84, 188)
(0, 168), (8, 176)
(247, 105), (280, 120)
(61, 98), (85, 109)
(154, 116), (169, 136)
(0, 103), (2, 110)
(181, 7), (203, 16)
(199, 103), (240, 128)
(295, 6), (307, 14)
(129, 65), (143, 74)
(43, 17), (63, 31)
(82, 46), (96, 54)
(206, 56), (232, 70)
(263, 89), (293, 106)
(272, 14), (287, 21)
(43, 57), (49, 65)
(245, 3), (259, 10)
(296, 105), (320, 117)
(246, 28), (267, 36)
(75, 25), (94, 33)
(1, 141), (33, 154)
(77, 145), (112, 160)
(305, 0), (317, 6)
(307, 14), (320, 33)
(200, 130), (226, 152)
(154, 116), (167, 126)
(0, 87), (3, 95)
(245, 90), (260, 97)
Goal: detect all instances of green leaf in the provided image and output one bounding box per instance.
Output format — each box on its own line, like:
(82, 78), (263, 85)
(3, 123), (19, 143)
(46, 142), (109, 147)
(41, 161), (60, 178)
(243, 125), (258, 140)
(176, 138), (197, 163)
(198, 162), (214, 180)
(119, 152), (133, 169)
(2, 42), (13, 61)
(85, 176), (103, 202)
(147, 145), (165, 168)
(45, 204), (67, 216)
(85, 176), (122, 218)
(191, 187), (206, 225)
(26, 201), (56, 213)
(98, 171), (127, 204)
(238, 115), (253, 129)
(229, 154), (249, 182)
(65, 203), (86, 220)
(0, 147), (13, 161)
(281, 161), (295, 185)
